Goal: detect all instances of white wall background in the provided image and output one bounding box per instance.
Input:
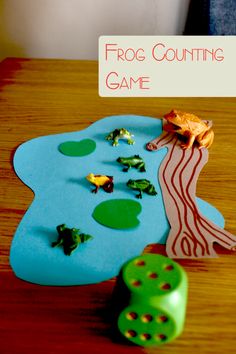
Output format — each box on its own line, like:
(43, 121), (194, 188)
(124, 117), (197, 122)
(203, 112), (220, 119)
(0, 0), (190, 61)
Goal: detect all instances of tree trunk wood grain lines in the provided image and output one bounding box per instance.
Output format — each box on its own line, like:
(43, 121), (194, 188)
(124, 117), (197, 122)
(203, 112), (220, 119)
(147, 130), (236, 258)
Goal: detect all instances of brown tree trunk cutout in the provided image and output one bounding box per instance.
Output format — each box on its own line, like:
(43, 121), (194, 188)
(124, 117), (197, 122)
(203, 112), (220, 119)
(146, 128), (236, 258)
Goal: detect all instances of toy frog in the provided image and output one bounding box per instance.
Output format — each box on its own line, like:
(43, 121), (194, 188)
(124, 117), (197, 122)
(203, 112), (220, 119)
(117, 155), (146, 172)
(106, 128), (135, 146)
(52, 224), (93, 256)
(86, 173), (114, 193)
(163, 109), (214, 149)
(127, 179), (157, 199)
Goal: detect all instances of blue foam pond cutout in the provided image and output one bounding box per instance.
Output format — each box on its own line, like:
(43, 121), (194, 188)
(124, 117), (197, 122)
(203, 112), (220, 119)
(11, 115), (224, 285)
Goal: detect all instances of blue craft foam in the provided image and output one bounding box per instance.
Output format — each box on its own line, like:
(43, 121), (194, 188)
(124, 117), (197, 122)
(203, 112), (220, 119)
(10, 115), (224, 285)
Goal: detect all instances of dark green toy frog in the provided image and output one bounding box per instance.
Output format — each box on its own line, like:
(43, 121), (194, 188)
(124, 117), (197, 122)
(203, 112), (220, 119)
(106, 128), (135, 146)
(127, 179), (157, 199)
(52, 224), (93, 255)
(117, 155), (146, 172)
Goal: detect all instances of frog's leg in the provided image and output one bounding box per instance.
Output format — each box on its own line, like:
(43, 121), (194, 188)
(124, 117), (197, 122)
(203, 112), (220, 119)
(63, 243), (78, 256)
(102, 181), (114, 193)
(51, 237), (64, 248)
(136, 189), (143, 199)
(198, 128), (214, 149)
(127, 138), (135, 145)
(92, 185), (99, 193)
(146, 185), (157, 196)
(136, 162), (146, 172)
(181, 133), (195, 149)
(105, 134), (112, 141)
(123, 164), (130, 172)
(113, 137), (119, 146)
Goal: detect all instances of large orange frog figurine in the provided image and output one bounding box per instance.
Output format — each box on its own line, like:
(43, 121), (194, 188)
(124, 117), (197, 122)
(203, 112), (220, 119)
(163, 109), (214, 149)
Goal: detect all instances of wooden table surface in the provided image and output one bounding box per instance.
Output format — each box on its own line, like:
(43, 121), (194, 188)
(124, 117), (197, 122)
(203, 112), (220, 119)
(0, 58), (235, 354)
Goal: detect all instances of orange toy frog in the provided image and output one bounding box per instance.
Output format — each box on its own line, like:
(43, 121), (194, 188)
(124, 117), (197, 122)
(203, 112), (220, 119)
(86, 173), (114, 193)
(163, 109), (214, 149)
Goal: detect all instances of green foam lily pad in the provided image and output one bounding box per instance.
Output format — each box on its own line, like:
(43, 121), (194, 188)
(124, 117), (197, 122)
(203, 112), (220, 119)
(92, 199), (142, 229)
(58, 139), (96, 157)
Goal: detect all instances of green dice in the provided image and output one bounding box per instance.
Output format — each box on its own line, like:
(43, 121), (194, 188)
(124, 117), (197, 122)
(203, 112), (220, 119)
(116, 254), (188, 347)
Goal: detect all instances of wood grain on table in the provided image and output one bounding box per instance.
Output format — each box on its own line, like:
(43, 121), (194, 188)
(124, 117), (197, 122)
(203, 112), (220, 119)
(0, 58), (235, 354)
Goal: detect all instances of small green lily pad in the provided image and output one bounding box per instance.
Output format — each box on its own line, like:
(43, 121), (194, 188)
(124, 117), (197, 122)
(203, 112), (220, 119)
(58, 139), (96, 157)
(92, 199), (142, 229)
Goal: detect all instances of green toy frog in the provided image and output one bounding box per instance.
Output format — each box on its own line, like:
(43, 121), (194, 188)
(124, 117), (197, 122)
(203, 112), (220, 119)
(127, 179), (157, 199)
(117, 155), (146, 172)
(52, 224), (93, 255)
(106, 128), (135, 146)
